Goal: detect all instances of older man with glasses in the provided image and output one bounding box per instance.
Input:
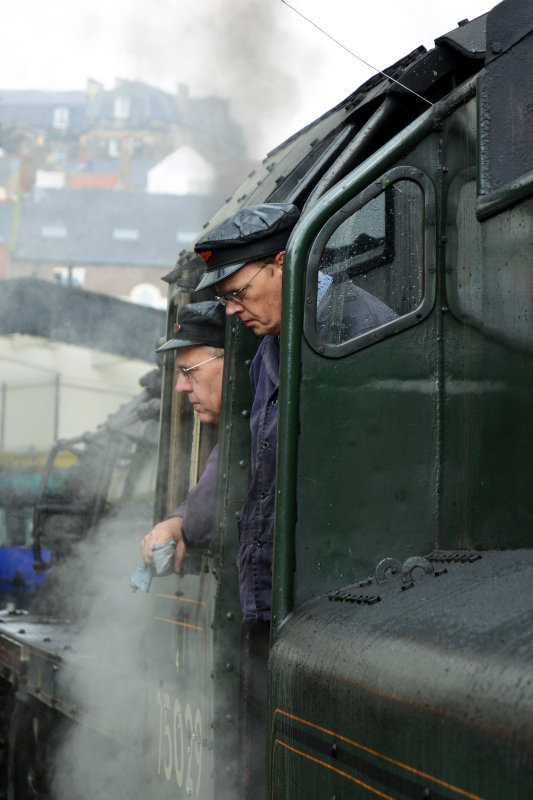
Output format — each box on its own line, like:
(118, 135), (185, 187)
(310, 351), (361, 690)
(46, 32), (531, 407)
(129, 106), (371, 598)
(193, 203), (399, 794)
(193, 204), (299, 796)
(194, 204), (299, 625)
(139, 300), (225, 575)
(194, 201), (398, 624)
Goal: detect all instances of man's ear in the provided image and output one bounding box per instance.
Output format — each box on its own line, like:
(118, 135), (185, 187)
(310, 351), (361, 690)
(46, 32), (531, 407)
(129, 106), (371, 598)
(275, 250), (285, 268)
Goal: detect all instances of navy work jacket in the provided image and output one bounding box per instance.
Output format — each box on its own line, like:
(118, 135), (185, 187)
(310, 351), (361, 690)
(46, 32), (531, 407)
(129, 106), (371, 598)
(234, 286), (395, 622)
(238, 335), (279, 623)
(168, 444), (218, 548)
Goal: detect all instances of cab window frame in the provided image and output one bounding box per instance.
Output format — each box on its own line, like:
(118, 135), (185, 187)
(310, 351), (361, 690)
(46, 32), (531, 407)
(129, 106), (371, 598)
(303, 166), (436, 358)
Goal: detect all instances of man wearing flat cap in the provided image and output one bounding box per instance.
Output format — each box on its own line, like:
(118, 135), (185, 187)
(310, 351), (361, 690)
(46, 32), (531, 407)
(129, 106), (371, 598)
(194, 204), (396, 795)
(194, 203), (397, 625)
(194, 203), (298, 625)
(140, 300), (225, 573)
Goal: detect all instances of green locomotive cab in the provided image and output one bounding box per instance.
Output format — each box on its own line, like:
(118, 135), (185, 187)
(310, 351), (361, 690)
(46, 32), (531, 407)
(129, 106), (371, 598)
(269, 2), (533, 798)
(3, 2), (532, 799)
(149, 1), (533, 797)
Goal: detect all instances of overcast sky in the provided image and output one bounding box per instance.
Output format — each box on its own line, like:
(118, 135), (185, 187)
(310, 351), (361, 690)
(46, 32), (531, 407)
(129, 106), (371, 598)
(1, 0), (494, 156)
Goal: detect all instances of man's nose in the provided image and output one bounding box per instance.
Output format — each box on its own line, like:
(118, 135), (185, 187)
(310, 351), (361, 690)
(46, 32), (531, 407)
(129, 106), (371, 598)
(175, 373), (192, 393)
(225, 302), (242, 317)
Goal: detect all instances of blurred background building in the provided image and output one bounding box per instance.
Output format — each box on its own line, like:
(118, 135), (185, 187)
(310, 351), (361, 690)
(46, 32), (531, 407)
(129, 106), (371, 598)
(0, 79), (255, 302)
(0, 278), (165, 553)
(0, 79), (252, 590)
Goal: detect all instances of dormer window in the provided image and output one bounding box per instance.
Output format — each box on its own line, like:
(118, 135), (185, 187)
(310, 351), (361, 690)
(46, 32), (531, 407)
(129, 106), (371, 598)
(113, 96), (130, 120)
(108, 138), (120, 157)
(41, 225), (67, 238)
(113, 228), (139, 241)
(53, 107), (70, 130)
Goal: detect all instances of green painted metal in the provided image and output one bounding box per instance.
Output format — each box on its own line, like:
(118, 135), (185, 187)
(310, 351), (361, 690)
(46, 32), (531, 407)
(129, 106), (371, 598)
(211, 316), (257, 796)
(270, 44), (533, 800)
(4, 10), (533, 799)
(273, 92), (443, 631)
(270, 551), (533, 800)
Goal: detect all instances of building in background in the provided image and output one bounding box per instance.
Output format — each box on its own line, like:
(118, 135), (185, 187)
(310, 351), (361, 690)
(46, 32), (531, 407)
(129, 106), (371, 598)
(0, 277), (165, 451)
(8, 187), (220, 303)
(0, 79), (252, 197)
(0, 79), (254, 304)
(0, 277), (165, 553)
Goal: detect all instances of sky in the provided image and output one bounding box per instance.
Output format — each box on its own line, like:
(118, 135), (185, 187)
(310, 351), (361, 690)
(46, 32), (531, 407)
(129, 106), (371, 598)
(1, 0), (495, 157)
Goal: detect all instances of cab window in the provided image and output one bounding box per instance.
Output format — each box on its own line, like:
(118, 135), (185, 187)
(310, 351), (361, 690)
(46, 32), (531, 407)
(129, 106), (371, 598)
(304, 169), (434, 356)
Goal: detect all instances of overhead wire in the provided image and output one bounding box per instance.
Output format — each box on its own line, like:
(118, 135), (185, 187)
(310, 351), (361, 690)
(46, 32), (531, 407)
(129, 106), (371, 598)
(280, 0), (434, 107)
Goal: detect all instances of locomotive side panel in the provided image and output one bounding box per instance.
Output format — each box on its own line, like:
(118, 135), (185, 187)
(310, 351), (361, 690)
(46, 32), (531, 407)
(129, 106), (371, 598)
(271, 7), (533, 798)
(293, 133), (441, 604)
(441, 96), (533, 550)
(270, 552), (533, 800)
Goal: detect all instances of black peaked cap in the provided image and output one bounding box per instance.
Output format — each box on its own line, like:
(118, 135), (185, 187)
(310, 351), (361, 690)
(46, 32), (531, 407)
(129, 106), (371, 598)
(156, 301), (226, 352)
(194, 203), (300, 291)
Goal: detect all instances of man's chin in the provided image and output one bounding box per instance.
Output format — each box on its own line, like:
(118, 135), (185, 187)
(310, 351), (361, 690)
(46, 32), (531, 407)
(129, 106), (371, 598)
(196, 411), (216, 424)
(248, 321), (270, 336)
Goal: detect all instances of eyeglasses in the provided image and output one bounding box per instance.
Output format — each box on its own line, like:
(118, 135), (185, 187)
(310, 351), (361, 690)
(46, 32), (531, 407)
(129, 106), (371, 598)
(215, 262), (270, 306)
(175, 354), (222, 379)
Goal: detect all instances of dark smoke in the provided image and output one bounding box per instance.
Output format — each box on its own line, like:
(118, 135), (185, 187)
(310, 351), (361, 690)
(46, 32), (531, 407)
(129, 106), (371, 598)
(119, 0), (313, 156)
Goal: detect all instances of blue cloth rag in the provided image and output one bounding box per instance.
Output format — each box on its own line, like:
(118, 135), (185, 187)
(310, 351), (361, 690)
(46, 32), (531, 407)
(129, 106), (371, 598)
(130, 541), (176, 592)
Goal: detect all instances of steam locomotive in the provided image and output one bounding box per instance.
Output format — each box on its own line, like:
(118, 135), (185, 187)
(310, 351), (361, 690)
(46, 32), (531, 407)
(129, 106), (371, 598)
(1, 0), (533, 797)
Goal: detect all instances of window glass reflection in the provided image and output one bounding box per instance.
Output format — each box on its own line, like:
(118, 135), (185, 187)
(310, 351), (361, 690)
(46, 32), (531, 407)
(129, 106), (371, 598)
(317, 180), (424, 344)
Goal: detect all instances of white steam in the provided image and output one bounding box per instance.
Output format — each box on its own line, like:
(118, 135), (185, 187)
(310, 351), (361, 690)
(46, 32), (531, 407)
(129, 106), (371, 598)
(48, 517), (153, 800)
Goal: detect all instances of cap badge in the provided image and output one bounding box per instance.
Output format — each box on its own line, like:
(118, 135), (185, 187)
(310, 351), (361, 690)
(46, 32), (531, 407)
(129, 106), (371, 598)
(199, 250), (212, 262)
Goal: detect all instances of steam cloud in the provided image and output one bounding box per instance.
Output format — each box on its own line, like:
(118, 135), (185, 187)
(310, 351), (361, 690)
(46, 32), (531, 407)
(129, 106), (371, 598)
(119, 0), (312, 156)
(45, 518), (153, 800)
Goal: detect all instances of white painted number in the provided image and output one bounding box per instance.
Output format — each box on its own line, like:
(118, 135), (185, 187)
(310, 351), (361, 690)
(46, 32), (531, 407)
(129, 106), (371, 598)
(173, 697), (184, 787)
(156, 690), (173, 781)
(157, 690), (203, 797)
(195, 706), (203, 798)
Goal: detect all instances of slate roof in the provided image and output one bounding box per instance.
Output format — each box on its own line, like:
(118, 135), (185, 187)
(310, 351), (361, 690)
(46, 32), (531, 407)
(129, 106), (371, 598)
(12, 188), (223, 267)
(0, 82), (246, 163)
(0, 90), (87, 131)
(0, 82), (178, 131)
(85, 80), (178, 125)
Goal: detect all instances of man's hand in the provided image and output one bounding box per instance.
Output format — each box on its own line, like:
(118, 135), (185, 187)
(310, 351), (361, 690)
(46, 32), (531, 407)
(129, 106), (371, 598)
(140, 517), (186, 573)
